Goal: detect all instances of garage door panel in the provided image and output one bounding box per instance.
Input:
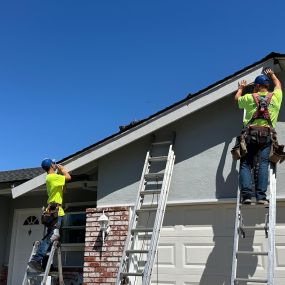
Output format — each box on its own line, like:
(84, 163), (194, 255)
(157, 236), (232, 275)
(276, 245), (285, 268)
(276, 224), (285, 235)
(153, 204), (285, 284)
(161, 225), (214, 237)
(184, 244), (214, 268)
(155, 244), (176, 267)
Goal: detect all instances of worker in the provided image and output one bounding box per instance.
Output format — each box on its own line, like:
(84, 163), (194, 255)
(28, 158), (71, 272)
(234, 68), (282, 204)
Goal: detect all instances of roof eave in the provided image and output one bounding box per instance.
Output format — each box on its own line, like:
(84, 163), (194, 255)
(12, 53), (284, 198)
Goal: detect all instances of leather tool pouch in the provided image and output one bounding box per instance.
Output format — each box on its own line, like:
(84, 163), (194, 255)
(41, 203), (59, 227)
(231, 134), (247, 160)
(269, 132), (285, 164)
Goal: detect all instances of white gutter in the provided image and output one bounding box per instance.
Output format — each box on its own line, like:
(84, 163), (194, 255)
(12, 59), (275, 198)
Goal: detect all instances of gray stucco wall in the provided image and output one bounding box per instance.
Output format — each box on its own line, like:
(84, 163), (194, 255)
(97, 137), (149, 206)
(97, 71), (285, 206)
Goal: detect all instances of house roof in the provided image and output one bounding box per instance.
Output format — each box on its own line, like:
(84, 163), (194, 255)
(11, 52), (285, 198)
(57, 52), (285, 163)
(0, 167), (43, 183)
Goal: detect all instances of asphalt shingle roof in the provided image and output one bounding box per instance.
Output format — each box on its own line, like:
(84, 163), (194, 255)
(0, 167), (44, 183)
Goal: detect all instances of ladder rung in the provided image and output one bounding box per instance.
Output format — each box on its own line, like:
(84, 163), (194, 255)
(144, 173), (164, 180)
(149, 156), (168, 162)
(27, 272), (59, 277)
(152, 141), (172, 146)
(240, 203), (269, 208)
(236, 251), (268, 256)
(136, 207), (157, 213)
(140, 190), (161, 196)
(131, 228), (153, 233)
(235, 278), (267, 283)
(240, 226), (268, 230)
(126, 249), (149, 255)
(121, 272), (143, 277)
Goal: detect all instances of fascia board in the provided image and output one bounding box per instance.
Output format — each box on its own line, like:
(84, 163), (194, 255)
(12, 59), (273, 199)
(12, 174), (46, 198)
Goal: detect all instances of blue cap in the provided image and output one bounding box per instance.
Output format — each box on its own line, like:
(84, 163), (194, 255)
(41, 158), (56, 171)
(254, 75), (270, 85)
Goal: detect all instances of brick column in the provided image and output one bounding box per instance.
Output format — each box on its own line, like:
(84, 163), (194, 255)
(83, 207), (129, 285)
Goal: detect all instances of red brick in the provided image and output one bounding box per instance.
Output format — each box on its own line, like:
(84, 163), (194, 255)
(84, 206), (129, 284)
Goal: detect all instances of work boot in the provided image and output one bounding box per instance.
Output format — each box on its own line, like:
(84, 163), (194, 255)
(257, 199), (269, 205)
(28, 260), (43, 272)
(242, 198), (252, 205)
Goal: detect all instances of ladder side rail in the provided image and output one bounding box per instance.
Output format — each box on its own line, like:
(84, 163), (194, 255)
(230, 185), (242, 285)
(143, 149), (175, 285)
(116, 151), (151, 284)
(41, 242), (57, 285)
(143, 147), (175, 285)
(22, 241), (41, 285)
(267, 162), (277, 285)
(57, 245), (65, 285)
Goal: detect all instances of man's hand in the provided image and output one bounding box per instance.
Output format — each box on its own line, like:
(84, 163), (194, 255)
(238, 80), (247, 90)
(235, 80), (247, 101)
(57, 164), (71, 181)
(263, 68), (274, 77)
(263, 67), (281, 89)
(57, 164), (64, 172)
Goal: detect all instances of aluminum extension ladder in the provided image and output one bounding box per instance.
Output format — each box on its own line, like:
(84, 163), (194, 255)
(116, 136), (176, 285)
(231, 162), (277, 284)
(22, 241), (65, 285)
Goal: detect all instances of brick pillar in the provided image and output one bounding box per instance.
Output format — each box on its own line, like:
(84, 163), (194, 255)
(0, 266), (8, 285)
(83, 207), (129, 285)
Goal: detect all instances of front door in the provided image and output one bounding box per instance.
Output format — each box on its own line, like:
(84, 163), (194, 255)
(9, 209), (44, 285)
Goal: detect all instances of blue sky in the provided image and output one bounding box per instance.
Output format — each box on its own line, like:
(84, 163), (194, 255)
(1, 0), (285, 170)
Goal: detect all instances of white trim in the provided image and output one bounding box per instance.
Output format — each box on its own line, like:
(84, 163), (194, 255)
(96, 195), (285, 208)
(12, 59), (275, 199)
(7, 208), (41, 285)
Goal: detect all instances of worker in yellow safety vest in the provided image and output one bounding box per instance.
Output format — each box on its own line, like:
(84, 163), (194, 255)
(234, 68), (282, 204)
(28, 158), (71, 272)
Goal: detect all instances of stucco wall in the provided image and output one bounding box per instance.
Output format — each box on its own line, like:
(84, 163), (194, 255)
(97, 71), (285, 206)
(97, 136), (149, 206)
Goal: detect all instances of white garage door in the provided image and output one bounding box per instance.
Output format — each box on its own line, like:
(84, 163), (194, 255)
(150, 203), (285, 285)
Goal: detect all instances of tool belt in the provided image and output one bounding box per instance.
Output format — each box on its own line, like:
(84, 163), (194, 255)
(246, 126), (271, 145)
(231, 126), (285, 163)
(41, 203), (61, 227)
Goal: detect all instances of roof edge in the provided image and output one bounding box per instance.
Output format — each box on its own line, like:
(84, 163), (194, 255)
(59, 52), (285, 163)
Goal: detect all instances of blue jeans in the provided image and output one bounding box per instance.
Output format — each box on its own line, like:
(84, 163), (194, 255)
(239, 141), (271, 201)
(32, 216), (63, 263)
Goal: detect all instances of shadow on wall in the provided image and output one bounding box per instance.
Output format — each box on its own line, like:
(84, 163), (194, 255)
(198, 210), (258, 285)
(167, 94), (242, 200)
(216, 138), (238, 199)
